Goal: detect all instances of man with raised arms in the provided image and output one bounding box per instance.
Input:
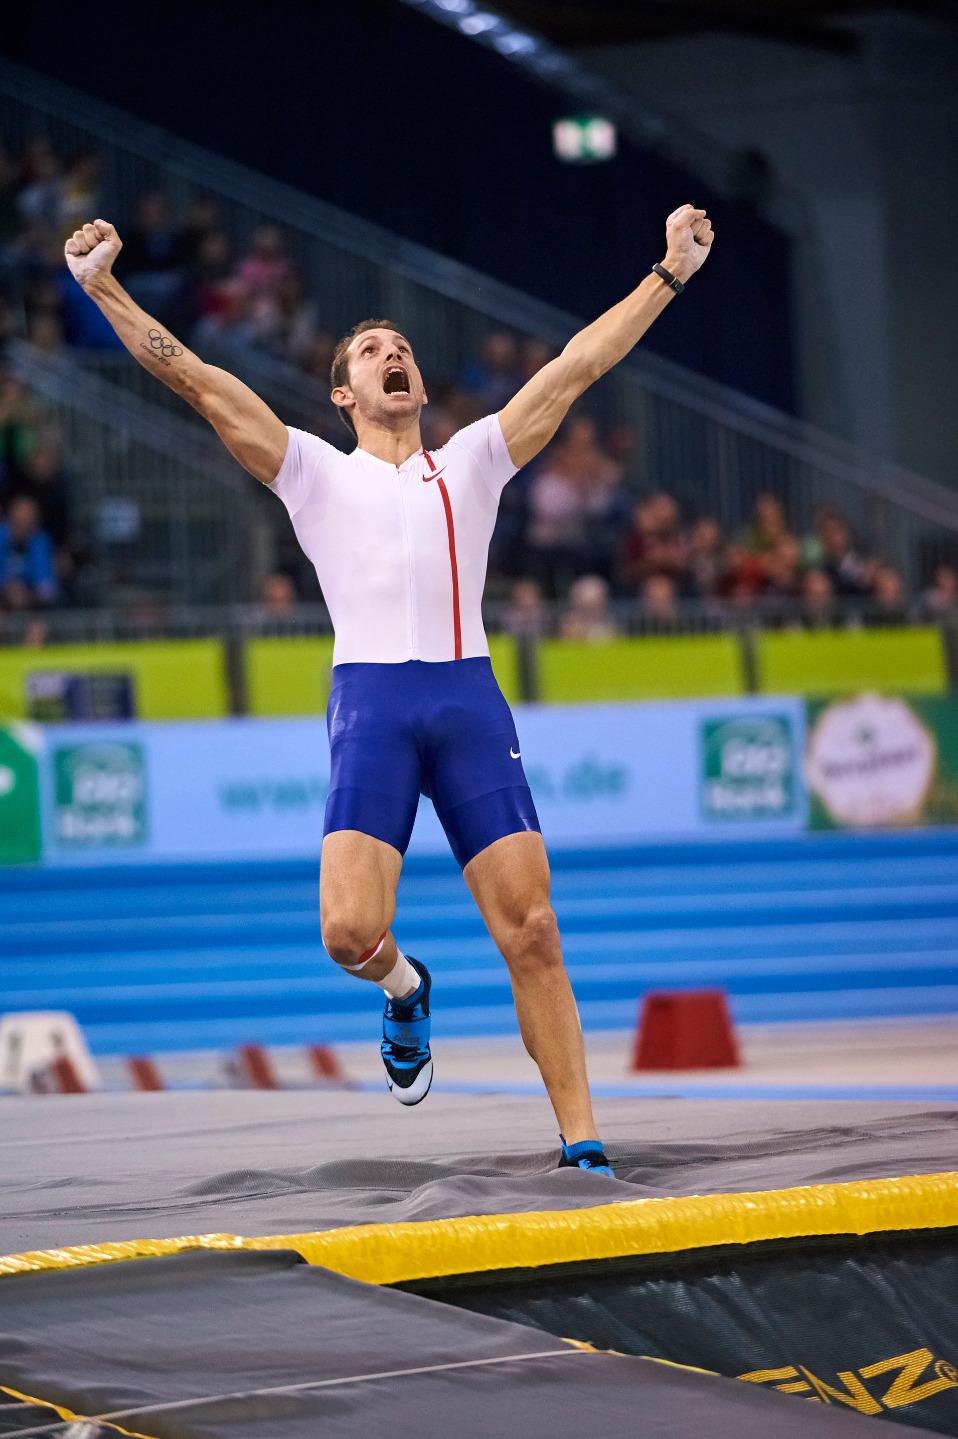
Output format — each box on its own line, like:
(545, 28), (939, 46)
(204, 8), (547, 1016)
(66, 205), (713, 1174)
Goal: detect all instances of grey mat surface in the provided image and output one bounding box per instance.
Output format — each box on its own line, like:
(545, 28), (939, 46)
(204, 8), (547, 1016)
(2, 1091), (956, 1255)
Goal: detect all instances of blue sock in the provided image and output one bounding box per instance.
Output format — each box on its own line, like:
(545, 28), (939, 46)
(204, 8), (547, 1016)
(560, 1136), (609, 1159)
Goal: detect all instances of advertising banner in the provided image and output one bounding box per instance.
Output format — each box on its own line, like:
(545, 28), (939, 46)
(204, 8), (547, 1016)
(806, 692), (958, 830)
(0, 724), (43, 864)
(20, 695), (808, 866)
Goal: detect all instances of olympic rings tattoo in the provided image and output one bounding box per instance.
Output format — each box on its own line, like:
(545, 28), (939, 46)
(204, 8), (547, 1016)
(148, 328), (183, 360)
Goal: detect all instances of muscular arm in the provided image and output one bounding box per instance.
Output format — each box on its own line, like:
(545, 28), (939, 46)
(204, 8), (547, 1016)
(65, 220), (288, 484)
(499, 204), (714, 469)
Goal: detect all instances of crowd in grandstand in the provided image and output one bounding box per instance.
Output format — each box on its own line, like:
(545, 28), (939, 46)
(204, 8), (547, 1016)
(1, 138), (956, 632)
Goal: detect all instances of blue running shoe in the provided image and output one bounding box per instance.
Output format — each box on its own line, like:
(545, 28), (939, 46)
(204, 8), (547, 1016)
(558, 1136), (614, 1178)
(381, 957), (433, 1106)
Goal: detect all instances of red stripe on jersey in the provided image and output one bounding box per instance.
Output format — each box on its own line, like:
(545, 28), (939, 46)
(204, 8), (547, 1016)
(423, 450), (462, 661)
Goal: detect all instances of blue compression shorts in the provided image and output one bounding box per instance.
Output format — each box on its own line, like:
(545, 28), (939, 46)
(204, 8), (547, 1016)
(324, 657), (541, 869)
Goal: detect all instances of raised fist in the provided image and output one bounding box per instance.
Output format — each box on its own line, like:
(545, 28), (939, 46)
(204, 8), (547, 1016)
(64, 219), (122, 289)
(663, 204), (714, 284)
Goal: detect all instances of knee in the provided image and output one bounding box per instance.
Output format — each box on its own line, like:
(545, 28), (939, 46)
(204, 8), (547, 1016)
(505, 904), (563, 977)
(322, 914), (384, 968)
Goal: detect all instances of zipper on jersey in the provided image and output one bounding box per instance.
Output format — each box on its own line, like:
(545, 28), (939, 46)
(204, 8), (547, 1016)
(396, 465), (417, 657)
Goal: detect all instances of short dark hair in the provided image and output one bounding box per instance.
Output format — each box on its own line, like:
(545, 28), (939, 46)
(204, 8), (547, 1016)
(330, 318), (402, 437)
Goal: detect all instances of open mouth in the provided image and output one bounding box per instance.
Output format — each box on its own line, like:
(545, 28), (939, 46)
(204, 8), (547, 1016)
(382, 365), (411, 395)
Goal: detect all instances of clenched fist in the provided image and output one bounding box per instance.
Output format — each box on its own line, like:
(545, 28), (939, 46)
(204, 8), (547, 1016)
(64, 219), (123, 290)
(662, 204), (714, 285)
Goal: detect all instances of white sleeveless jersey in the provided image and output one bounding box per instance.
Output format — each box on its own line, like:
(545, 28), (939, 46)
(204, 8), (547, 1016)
(268, 414), (517, 665)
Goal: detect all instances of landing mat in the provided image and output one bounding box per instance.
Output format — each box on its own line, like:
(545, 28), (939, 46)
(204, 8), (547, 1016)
(0, 1250), (931, 1439)
(414, 1227), (958, 1435)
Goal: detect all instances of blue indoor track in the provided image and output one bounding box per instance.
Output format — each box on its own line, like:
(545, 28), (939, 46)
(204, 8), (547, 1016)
(3, 830), (958, 1057)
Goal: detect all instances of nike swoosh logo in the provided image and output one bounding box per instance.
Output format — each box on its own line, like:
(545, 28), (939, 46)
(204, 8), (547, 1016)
(422, 468), (446, 483)
(510, 748), (520, 759)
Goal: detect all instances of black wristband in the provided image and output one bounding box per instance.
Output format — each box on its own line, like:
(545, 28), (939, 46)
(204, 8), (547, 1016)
(653, 263), (685, 294)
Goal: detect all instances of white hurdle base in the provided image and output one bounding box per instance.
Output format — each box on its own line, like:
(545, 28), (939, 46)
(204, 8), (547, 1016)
(0, 1011), (100, 1094)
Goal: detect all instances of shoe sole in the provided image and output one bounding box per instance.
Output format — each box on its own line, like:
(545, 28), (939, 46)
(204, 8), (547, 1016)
(385, 1057), (433, 1107)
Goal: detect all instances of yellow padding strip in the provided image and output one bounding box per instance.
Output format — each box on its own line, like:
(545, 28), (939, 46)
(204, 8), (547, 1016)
(2, 1171), (956, 1287)
(0, 1384), (159, 1439)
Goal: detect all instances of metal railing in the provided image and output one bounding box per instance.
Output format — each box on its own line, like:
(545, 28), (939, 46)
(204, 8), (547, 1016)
(3, 602), (955, 710)
(3, 56), (958, 601)
(8, 343), (274, 605)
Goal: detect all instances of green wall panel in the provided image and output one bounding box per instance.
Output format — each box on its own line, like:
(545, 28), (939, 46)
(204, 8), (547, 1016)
(245, 636), (519, 714)
(0, 641), (228, 720)
(245, 636), (336, 715)
(488, 636), (520, 705)
(757, 627), (947, 696)
(537, 636), (744, 703)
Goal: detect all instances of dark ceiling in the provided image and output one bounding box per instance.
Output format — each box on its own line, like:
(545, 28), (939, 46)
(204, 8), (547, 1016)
(489, 0), (958, 53)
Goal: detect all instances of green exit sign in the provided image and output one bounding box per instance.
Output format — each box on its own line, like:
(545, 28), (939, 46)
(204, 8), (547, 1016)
(553, 116), (617, 163)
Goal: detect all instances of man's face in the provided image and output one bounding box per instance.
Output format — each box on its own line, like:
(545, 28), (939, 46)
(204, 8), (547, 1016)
(334, 329), (427, 435)
(9, 499), (38, 539)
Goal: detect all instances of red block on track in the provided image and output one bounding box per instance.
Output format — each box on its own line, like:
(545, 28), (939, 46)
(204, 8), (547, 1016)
(235, 1043), (280, 1089)
(128, 1056), (165, 1091)
(306, 1044), (343, 1081)
(631, 989), (740, 1071)
(30, 1055), (87, 1094)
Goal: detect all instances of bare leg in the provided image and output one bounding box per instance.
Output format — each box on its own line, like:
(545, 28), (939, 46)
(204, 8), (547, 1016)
(464, 830), (598, 1144)
(320, 829), (404, 982)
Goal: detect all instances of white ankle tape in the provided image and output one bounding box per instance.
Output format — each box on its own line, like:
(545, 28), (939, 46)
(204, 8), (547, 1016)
(378, 952), (420, 1001)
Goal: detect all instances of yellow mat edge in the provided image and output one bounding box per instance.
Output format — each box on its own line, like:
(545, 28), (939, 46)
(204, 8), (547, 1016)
(0, 1384), (159, 1439)
(2, 1171), (956, 1287)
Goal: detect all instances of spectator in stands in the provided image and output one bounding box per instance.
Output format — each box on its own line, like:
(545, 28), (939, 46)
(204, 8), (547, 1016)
(0, 296), (13, 350)
(806, 506), (873, 596)
(687, 516), (724, 599)
(871, 564), (908, 622)
(16, 138), (61, 232)
(250, 268), (318, 366)
(0, 143), (20, 248)
(57, 151), (101, 242)
(117, 191), (184, 317)
(605, 423), (643, 490)
(175, 196), (222, 267)
(0, 495), (57, 608)
(192, 278), (256, 351)
(763, 533), (803, 598)
(743, 493), (790, 556)
(528, 416), (622, 594)
(234, 224), (291, 300)
(720, 540), (767, 602)
(18, 432), (70, 545)
(177, 229), (234, 332)
(26, 312), (63, 353)
(300, 328), (337, 384)
(261, 571), (298, 611)
(560, 574), (618, 641)
(503, 577), (549, 639)
(924, 565), (958, 616)
(617, 492), (688, 593)
(421, 406), (458, 451)
(641, 572), (679, 620)
(518, 336), (556, 384)
(0, 368), (42, 487)
(460, 330), (522, 412)
(801, 568), (834, 626)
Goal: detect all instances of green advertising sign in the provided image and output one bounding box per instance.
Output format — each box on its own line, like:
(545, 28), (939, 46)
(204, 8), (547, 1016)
(806, 692), (958, 829)
(0, 724), (42, 864)
(700, 714), (796, 821)
(53, 741), (148, 848)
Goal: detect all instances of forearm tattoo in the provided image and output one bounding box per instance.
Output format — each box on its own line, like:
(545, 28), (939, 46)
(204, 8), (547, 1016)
(141, 327), (183, 366)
